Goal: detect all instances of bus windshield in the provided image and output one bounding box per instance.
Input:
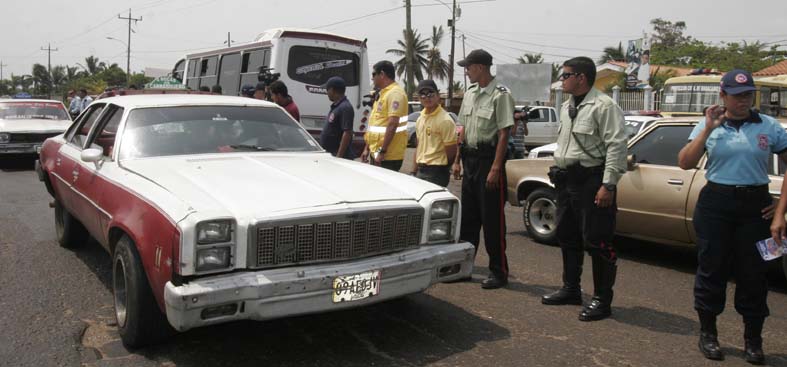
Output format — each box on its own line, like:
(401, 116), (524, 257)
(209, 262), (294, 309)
(661, 83), (720, 114)
(287, 46), (360, 87)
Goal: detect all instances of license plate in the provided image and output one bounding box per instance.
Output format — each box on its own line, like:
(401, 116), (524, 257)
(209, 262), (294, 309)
(332, 270), (381, 303)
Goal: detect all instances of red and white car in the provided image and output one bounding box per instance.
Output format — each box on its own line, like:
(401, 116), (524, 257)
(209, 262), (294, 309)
(0, 99), (72, 155)
(36, 94), (474, 347)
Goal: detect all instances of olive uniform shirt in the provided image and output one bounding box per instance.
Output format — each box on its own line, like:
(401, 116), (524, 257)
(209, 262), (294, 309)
(553, 87), (627, 185)
(365, 82), (409, 160)
(415, 106), (457, 165)
(458, 78), (515, 148)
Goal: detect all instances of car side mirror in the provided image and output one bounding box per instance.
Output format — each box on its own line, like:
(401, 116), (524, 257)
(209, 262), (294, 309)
(81, 148), (104, 169)
(626, 154), (638, 171)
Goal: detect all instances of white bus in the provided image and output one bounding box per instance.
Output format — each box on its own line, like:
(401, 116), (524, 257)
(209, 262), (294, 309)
(172, 28), (372, 152)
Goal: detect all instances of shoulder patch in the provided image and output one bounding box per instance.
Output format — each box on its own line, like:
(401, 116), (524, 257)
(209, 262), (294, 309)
(496, 85), (510, 93)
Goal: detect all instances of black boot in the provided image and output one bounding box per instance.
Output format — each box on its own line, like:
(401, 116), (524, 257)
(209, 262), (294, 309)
(542, 248), (583, 305)
(578, 256), (615, 321)
(698, 311), (724, 360)
(743, 317), (765, 365)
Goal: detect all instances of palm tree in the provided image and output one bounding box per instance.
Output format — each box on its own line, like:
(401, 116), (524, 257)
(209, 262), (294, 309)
(386, 29), (430, 87)
(32, 64), (52, 95)
(425, 26), (450, 81)
(517, 53), (544, 64)
(598, 42), (625, 64)
(82, 56), (107, 75)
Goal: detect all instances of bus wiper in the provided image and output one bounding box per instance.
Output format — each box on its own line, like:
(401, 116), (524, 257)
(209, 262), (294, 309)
(229, 144), (278, 151)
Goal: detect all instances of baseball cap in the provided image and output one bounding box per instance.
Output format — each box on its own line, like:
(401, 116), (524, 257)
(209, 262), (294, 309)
(720, 69), (756, 95)
(417, 79), (438, 93)
(321, 76), (346, 90)
(457, 49), (493, 67)
(240, 84), (255, 96)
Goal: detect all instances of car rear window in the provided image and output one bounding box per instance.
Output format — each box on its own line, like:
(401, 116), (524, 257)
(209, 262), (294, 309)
(0, 101), (69, 121)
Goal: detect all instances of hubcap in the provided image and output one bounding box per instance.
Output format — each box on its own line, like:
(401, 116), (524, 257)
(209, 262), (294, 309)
(113, 256), (129, 328)
(528, 197), (557, 236)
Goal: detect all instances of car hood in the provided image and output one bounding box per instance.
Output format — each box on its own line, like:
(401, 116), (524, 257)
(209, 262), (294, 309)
(0, 119), (71, 133)
(121, 153), (441, 217)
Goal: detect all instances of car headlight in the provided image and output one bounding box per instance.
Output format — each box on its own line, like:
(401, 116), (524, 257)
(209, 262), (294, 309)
(196, 247), (231, 271)
(197, 220), (232, 244)
(0, 133), (9, 144)
(430, 200), (454, 220)
(428, 221), (452, 241)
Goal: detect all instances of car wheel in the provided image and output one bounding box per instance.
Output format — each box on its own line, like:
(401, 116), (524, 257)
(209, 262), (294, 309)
(113, 235), (173, 348)
(54, 200), (88, 249)
(524, 188), (558, 245)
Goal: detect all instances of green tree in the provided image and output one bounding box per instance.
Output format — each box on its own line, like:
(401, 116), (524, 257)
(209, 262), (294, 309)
(32, 64), (52, 96)
(97, 64), (127, 87)
(650, 18), (691, 48)
(425, 26), (450, 81)
(82, 56), (107, 75)
(128, 72), (154, 88)
(598, 42), (625, 64)
(517, 53), (544, 64)
(386, 29), (430, 90)
(451, 81), (463, 94)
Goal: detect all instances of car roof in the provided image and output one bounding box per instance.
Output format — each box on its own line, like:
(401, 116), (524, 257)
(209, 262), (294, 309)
(93, 94), (279, 109)
(0, 98), (66, 105)
(624, 116), (660, 123)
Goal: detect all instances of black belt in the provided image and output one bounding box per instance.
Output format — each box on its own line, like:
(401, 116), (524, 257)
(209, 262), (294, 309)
(706, 181), (768, 195)
(461, 145), (495, 158)
(417, 163), (449, 169)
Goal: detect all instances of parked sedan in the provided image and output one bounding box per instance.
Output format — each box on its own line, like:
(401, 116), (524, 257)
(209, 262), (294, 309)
(0, 99), (71, 155)
(37, 94), (474, 348)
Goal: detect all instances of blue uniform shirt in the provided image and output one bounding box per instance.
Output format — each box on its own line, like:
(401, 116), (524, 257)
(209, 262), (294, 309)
(688, 112), (787, 185)
(320, 96), (355, 159)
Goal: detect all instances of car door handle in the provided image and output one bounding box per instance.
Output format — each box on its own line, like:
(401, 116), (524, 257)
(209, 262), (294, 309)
(667, 179), (684, 185)
(56, 157), (61, 166)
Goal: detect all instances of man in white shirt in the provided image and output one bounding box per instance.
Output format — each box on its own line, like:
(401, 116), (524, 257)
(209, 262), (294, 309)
(67, 90), (81, 118)
(78, 89), (93, 113)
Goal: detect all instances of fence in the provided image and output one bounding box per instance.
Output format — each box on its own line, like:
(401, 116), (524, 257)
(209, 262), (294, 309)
(549, 87), (662, 112)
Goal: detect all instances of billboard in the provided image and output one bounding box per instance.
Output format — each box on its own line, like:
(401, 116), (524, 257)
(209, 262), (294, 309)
(495, 63), (552, 103)
(624, 36), (651, 89)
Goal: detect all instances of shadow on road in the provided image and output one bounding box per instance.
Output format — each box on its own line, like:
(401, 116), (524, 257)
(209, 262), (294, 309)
(135, 294), (510, 366)
(72, 238), (113, 291)
(0, 156), (36, 171)
(612, 305), (697, 336)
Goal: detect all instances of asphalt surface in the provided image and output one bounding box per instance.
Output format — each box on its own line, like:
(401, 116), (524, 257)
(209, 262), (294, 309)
(2, 152), (787, 367)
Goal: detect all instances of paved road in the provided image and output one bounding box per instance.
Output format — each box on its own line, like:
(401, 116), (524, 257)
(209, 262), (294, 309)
(2, 154), (787, 367)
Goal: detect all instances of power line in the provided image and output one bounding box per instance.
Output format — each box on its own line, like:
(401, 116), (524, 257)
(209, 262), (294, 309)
(465, 30), (603, 53)
(460, 30), (576, 59)
(315, 6), (402, 29)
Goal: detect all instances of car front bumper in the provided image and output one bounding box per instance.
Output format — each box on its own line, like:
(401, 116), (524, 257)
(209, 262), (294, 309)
(0, 143), (43, 154)
(164, 242), (475, 331)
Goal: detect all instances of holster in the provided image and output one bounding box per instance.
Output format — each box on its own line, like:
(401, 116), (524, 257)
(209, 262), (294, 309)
(548, 165), (567, 186)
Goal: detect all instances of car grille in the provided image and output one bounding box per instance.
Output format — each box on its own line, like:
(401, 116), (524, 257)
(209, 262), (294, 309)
(9, 133), (60, 144)
(250, 208), (424, 268)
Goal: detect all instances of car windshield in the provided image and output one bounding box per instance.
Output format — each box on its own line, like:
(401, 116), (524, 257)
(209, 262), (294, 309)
(119, 105), (321, 159)
(0, 101), (69, 120)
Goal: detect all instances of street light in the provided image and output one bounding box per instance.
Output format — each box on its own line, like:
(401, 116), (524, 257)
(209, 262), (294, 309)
(106, 36), (130, 85)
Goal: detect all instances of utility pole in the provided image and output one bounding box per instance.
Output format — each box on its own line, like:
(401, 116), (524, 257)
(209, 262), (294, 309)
(446, 0), (458, 107)
(224, 32), (234, 48)
(40, 44), (58, 98)
(462, 34), (467, 91)
(118, 9), (142, 86)
(0, 61), (7, 80)
(405, 0), (414, 96)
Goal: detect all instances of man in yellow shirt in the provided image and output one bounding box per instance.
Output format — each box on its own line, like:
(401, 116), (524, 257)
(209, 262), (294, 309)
(409, 80), (457, 187)
(362, 60), (409, 171)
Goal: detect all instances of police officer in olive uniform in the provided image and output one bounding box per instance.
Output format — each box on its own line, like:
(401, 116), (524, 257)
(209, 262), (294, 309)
(453, 49), (515, 289)
(541, 57), (627, 321)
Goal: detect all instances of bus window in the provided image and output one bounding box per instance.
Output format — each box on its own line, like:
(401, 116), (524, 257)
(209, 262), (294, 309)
(199, 56), (218, 88)
(218, 53), (241, 95)
(186, 59), (199, 90)
(240, 49), (270, 89)
(781, 89), (787, 117)
(287, 46), (359, 87)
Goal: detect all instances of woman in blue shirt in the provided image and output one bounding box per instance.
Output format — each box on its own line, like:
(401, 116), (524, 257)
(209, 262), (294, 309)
(678, 69), (787, 365)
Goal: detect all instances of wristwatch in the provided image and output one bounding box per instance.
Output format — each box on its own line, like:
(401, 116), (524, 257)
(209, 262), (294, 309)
(603, 183), (616, 192)
(376, 147), (387, 154)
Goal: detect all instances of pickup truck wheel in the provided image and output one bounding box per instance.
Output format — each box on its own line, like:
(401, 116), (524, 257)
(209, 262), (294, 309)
(54, 200), (88, 249)
(113, 235), (173, 348)
(524, 188), (558, 245)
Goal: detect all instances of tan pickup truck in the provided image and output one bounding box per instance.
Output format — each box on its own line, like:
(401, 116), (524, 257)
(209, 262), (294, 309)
(505, 117), (787, 278)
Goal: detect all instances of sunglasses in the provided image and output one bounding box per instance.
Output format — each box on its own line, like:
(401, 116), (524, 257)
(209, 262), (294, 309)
(372, 71), (380, 77)
(419, 91), (436, 98)
(559, 72), (581, 81)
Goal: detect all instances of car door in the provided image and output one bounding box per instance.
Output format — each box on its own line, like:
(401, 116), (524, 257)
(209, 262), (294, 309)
(524, 107), (550, 146)
(55, 103), (107, 235)
(75, 104), (124, 246)
(616, 124), (697, 243)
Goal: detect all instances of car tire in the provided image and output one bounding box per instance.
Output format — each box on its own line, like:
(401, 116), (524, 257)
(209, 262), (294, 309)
(113, 235), (174, 348)
(523, 188), (558, 245)
(54, 200), (88, 249)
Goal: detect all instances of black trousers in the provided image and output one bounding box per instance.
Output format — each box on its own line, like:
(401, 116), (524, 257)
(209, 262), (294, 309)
(460, 154), (509, 279)
(380, 160), (403, 172)
(416, 165), (450, 187)
(555, 170), (618, 262)
(692, 184), (771, 318)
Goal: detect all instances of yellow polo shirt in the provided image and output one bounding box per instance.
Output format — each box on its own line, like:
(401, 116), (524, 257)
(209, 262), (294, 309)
(415, 106), (457, 165)
(365, 82), (409, 160)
